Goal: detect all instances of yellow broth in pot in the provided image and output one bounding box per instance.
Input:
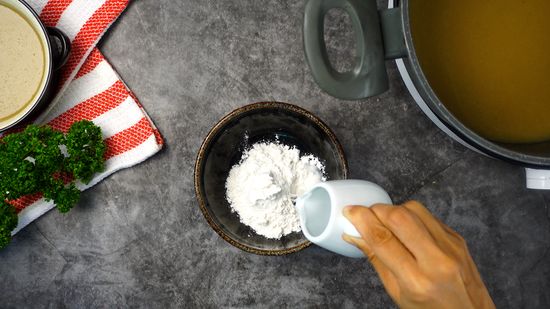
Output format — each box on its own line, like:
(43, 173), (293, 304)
(410, 0), (550, 144)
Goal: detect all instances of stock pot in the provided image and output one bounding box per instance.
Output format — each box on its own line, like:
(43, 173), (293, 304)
(303, 0), (550, 189)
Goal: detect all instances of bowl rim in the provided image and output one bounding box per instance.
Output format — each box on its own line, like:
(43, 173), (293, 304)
(194, 101), (349, 255)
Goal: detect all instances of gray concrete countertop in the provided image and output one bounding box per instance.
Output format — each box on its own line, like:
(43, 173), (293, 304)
(1, 0), (550, 308)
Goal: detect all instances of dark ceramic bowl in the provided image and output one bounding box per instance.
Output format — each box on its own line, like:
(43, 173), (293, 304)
(194, 102), (348, 255)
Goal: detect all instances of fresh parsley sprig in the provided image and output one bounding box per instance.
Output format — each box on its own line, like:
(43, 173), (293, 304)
(0, 120), (106, 249)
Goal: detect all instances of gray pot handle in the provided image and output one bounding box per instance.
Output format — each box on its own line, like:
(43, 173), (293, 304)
(303, 0), (388, 100)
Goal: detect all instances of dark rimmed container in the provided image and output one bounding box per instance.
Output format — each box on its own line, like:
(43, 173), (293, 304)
(0, 0), (70, 132)
(303, 0), (550, 189)
(194, 102), (349, 255)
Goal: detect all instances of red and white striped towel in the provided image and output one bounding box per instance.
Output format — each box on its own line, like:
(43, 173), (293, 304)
(10, 0), (164, 234)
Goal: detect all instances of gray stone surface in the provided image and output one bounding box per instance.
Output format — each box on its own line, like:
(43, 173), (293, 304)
(1, 0), (550, 307)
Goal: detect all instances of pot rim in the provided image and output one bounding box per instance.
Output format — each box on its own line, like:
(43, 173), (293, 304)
(395, 0), (550, 168)
(0, 0), (53, 132)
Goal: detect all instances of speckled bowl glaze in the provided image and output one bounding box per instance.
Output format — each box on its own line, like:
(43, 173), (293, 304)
(194, 102), (349, 255)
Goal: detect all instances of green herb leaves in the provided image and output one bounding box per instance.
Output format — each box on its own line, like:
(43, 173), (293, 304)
(0, 120), (106, 249)
(0, 201), (18, 249)
(65, 120), (106, 183)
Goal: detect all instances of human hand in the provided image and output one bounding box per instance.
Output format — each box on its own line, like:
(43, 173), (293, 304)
(342, 201), (495, 309)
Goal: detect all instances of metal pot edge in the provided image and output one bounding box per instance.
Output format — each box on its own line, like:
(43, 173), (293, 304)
(390, 0), (550, 169)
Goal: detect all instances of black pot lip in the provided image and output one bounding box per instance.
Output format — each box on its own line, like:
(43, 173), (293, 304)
(395, 0), (550, 169)
(0, 0), (53, 132)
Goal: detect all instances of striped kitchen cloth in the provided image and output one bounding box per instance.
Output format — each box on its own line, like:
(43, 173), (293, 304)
(10, 0), (164, 234)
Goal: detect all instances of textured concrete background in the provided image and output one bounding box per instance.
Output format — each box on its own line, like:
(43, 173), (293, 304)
(1, 0), (550, 307)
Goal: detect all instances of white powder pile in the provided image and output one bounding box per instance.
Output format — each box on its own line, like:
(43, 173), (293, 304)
(225, 142), (326, 239)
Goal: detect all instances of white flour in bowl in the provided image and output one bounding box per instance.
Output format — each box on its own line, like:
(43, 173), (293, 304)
(225, 142), (325, 239)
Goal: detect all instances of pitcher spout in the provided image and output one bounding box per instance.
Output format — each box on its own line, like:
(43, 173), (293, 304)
(295, 191), (312, 223)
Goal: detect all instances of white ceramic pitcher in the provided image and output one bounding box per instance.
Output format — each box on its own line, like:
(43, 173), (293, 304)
(295, 180), (392, 258)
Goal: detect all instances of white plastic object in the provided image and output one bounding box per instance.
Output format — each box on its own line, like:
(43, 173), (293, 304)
(525, 168), (550, 190)
(295, 180), (392, 258)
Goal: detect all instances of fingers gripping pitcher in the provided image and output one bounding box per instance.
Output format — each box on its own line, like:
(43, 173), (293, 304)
(295, 180), (392, 258)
